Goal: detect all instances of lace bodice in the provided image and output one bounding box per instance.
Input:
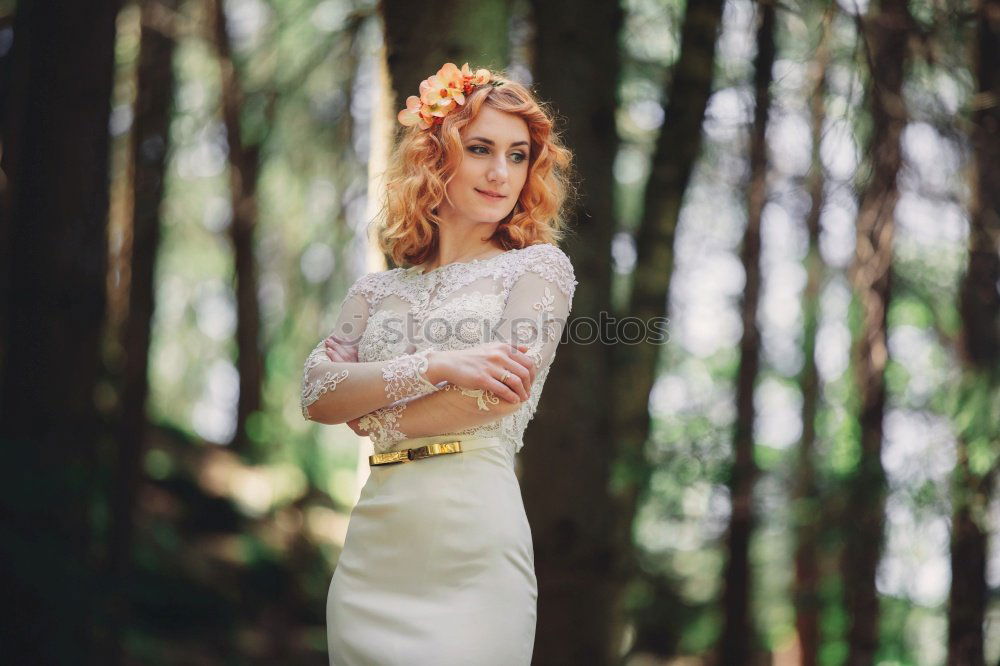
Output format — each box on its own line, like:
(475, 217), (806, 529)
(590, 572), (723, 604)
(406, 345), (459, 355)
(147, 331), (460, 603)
(300, 243), (577, 455)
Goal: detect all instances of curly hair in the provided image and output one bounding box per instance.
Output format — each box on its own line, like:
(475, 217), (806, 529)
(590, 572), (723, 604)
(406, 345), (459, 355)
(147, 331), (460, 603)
(375, 73), (575, 268)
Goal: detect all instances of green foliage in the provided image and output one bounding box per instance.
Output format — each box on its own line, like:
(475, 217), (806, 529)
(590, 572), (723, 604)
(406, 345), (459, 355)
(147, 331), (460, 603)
(818, 576), (848, 665)
(949, 372), (1000, 477)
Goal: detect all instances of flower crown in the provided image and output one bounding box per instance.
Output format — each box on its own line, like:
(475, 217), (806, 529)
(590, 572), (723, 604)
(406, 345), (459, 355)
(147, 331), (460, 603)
(397, 62), (504, 130)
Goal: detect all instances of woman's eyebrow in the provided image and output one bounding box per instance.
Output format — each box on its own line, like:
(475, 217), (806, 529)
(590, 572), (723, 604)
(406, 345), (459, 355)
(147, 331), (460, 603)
(468, 136), (530, 148)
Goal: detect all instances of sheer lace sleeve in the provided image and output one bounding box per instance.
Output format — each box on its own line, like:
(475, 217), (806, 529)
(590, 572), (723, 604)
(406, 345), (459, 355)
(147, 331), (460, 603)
(354, 244), (576, 450)
(300, 275), (440, 424)
(497, 249), (574, 390)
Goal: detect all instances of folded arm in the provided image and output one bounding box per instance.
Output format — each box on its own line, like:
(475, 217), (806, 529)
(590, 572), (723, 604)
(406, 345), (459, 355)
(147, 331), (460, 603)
(348, 381), (519, 445)
(301, 291), (441, 425)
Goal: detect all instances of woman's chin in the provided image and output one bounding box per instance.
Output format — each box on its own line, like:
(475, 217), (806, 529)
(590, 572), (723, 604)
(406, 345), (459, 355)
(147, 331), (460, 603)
(483, 207), (516, 223)
(470, 213), (513, 225)
(442, 208), (516, 225)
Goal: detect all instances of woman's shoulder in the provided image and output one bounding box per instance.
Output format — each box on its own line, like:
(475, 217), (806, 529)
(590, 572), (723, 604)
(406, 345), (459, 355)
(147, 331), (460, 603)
(344, 267), (403, 301)
(518, 243), (573, 269)
(509, 243), (577, 299)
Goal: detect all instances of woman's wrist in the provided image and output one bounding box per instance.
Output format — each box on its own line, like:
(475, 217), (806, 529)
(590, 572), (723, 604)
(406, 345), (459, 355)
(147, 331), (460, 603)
(424, 349), (448, 385)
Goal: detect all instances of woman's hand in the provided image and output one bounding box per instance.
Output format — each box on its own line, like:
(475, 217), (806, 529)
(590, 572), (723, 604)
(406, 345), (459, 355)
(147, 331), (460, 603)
(324, 336), (365, 433)
(426, 343), (537, 404)
(324, 334), (358, 363)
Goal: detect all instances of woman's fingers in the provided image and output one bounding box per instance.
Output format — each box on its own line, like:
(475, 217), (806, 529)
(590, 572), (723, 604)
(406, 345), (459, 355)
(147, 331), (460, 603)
(499, 357), (531, 400)
(325, 346), (354, 363)
(324, 337), (358, 363)
(510, 344), (536, 385)
(486, 375), (522, 404)
(487, 345), (527, 400)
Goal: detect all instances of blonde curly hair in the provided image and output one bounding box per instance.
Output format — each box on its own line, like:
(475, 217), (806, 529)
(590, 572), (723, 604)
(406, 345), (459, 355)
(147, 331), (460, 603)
(374, 74), (575, 268)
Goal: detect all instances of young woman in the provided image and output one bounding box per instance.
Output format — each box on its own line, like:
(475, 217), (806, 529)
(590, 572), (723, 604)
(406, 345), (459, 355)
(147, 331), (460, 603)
(300, 62), (577, 665)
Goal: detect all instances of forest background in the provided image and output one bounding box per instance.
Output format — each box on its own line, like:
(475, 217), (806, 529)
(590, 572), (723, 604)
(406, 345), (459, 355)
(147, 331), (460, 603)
(1, 0), (998, 664)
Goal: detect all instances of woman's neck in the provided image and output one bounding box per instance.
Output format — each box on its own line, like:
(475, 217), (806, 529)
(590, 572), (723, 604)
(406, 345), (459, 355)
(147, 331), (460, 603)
(423, 230), (504, 271)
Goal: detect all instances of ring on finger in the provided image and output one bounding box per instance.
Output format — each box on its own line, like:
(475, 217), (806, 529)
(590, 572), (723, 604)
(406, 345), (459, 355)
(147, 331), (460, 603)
(500, 370), (511, 384)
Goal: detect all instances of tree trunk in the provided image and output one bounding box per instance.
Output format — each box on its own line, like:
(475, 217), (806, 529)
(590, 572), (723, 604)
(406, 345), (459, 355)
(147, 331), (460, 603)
(718, 2), (776, 664)
(210, 0), (264, 453)
(380, 0), (511, 117)
(792, 7), (834, 666)
(0, 11), (12, 360)
(947, 1), (1000, 663)
(609, 0), (723, 659)
(106, 1), (179, 661)
(523, 1), (622, 662)
(842, 1), (911, 663)
(0, 1), (120, 662)
(947, 439), (992, 666)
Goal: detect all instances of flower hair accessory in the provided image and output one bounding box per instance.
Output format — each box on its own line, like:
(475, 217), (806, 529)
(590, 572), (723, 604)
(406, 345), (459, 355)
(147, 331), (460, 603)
(397, 62), (503, 130)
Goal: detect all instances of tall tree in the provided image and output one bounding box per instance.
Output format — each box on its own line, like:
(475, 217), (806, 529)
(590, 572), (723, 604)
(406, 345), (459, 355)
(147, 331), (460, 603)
(842, 0), (911, 662)
(792, 7), (835, 666)
(524, 0), (622, 662)
(212, 1), (367, 454)
(210, 0), (265, 453)
(609, 0), (724, 659)
(380, 0), (511, 119)
(106, 1), (180, 661)
(0, 0), (121, 662)
(0, 9), (12, 349)
(947, 1), (1000, 663)
(718, 1), (776, 663)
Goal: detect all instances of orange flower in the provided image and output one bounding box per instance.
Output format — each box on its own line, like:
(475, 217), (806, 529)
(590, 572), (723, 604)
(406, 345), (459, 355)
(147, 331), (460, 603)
(420, 63), (466, 110)
(462, 63), (492, 90)
(397, 95), (433, 129)
(397, 62), (495, 130)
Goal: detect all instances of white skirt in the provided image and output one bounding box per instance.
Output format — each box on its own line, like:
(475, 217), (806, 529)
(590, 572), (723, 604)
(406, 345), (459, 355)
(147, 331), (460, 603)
(326, 435), (537, 666)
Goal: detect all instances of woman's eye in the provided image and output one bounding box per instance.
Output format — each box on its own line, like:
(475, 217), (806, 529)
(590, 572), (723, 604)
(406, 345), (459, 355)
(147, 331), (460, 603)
(469, 145), (488, 155)
(510, 152), (527, 164)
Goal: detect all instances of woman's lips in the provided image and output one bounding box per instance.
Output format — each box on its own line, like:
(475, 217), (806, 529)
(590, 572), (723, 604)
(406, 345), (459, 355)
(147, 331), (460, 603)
(475, 188), (506, 200)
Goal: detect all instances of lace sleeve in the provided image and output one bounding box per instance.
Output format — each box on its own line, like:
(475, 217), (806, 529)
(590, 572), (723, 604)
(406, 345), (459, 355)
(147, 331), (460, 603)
(300, 276), (440, 424)
(495, 244), (575, 418)
(351, 349), (443, 448)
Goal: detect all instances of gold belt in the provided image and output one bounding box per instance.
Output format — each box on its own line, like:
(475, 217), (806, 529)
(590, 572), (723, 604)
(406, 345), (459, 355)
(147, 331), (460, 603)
(369, 441), (464, 466)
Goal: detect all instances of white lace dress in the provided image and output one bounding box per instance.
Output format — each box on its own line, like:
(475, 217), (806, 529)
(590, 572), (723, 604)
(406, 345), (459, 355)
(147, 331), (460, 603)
(300, 243), (577, 666)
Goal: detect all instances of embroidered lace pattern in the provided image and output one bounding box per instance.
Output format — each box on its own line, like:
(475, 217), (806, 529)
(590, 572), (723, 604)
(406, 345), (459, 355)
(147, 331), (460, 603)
(357, 404), (406, 446)
(346, 244), (576, 321)
(304, 243), (576, 454)
(353, 348), (442, 450)
(300, 340), (351, 420)
(383, 348), (440, 402)
(442, 384), (501, 411)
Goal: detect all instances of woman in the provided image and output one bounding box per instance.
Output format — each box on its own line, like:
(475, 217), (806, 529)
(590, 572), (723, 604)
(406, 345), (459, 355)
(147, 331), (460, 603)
(300, 62), (577, 665)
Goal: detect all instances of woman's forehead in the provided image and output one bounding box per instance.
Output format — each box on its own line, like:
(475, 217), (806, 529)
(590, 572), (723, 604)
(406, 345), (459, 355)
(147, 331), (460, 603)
(463, 107), (529, 143)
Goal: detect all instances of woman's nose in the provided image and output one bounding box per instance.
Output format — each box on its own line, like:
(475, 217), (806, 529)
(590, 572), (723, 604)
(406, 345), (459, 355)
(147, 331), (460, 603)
(487, 158), (508, 183)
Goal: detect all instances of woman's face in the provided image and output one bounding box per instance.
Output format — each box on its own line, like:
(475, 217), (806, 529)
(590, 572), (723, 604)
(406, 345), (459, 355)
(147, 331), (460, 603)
(438, 106), (531, 227)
